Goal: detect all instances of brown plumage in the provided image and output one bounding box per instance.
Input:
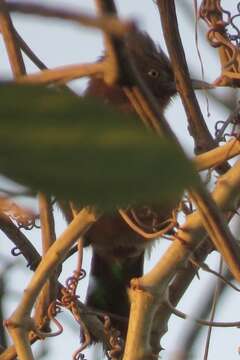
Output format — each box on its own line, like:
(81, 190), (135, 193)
(84, 31), (178, 342)
(85, 31), (176, 111)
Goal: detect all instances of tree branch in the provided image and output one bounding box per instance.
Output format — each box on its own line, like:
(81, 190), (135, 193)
(34, 194), (57, 332)
(0, 0), (25, 77)
(156, 0), (229, 171)
(15, 61), (105, 85)
(2, 1), (133, 38)
(194, 139), (240, 171)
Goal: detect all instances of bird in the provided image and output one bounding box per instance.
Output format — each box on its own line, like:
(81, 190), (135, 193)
(82, 30), (209, 344)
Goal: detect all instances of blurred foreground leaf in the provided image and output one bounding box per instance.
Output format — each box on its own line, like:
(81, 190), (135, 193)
(0, 84), (197, 209)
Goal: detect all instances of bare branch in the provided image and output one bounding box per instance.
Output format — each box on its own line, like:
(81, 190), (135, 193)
(15, 61), (105, 85)
(0, 213), (40, 270)
(14, 31), (47, 70)
(156, 0), (230, 171)
(194, 139), (240, 171)
(34, 194), (57, 331)
(165, 291), (240, 328)
(0, 0), (25, 77)
(1, 1), (134, 37)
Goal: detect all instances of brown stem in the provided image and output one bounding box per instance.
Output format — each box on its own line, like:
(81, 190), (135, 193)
(94, 0), (125, 85)
(156, 0), (229, 173)
(0, 213), (41, 270)
(15, 61), (105, 85)
(2, 1), (133, 37)
(34, 194), (57, 331)
(14, 31), (47, 70)
(0, 0), (25, 77)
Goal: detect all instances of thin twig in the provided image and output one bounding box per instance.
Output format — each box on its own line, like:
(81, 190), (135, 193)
(175, 266), (233, 358)
(203, 257), (223, 360)
(12, 28), (77, 95)
(165, 288), (240, 328)
(215, 103), (240, 142)
(2, 1), (134, 37)
(193, 0), (210, 117)
(192, 259), (240, 293)
(118, 208), (175, 239)
(14, 31), (47, 70)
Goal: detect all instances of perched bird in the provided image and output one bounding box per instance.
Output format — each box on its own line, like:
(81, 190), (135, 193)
(83, 31), (206, 340)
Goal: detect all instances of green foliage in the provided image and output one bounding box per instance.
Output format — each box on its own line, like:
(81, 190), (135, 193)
(0, 84), (197, 209)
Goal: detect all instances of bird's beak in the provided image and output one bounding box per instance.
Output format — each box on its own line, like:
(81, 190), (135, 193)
(191, 79), (215, 90)
(168, 79), (215, 93)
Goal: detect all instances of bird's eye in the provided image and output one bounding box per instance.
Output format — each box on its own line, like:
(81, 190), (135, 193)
(148, 69), (159, 78)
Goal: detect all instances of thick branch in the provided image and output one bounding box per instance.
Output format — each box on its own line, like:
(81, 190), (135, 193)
(150, 240), (212, 355)
(194, 139), (240, 171)
(94, 0), (124, 85)
(156, 0), (229, 168)
(123, 160), (240, 360)
(15, 61), (105, 85)
(0, 0), (25, 77)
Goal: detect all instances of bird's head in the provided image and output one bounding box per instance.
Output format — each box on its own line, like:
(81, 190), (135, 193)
(125, 31), (213, 109)
(125, 31), (176, 109)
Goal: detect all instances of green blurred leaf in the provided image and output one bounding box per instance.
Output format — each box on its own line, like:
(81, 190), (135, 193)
(0, 83), (197, 209)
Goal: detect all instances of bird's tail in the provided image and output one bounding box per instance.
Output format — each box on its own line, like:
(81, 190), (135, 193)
(86, 248), (144, 337)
